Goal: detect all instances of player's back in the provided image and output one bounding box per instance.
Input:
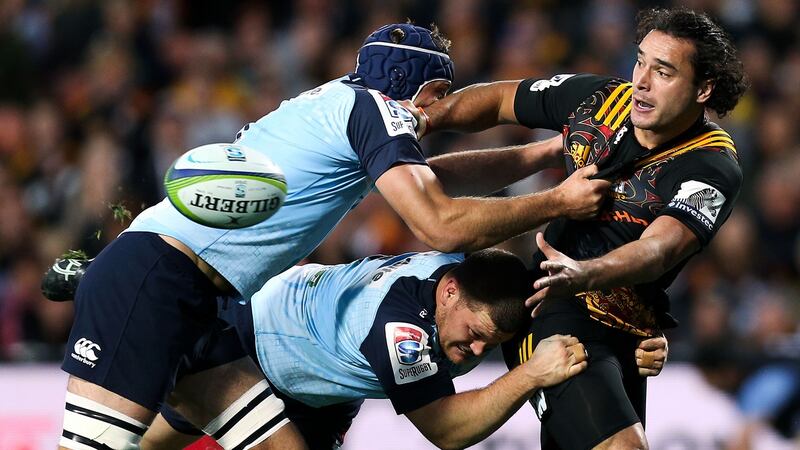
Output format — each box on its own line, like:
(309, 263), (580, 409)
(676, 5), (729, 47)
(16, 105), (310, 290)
(250, 252), (463, 407)
(126, 76), (385, 300)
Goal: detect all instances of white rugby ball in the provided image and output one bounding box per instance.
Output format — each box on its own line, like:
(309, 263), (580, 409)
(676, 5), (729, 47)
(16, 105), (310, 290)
(164, 143), (286, 229)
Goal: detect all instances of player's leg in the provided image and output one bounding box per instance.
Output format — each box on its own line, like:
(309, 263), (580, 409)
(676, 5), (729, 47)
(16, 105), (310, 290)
(170, 355), (307, 450)
(161, 302), (308, 450)
(59, 232), (222, 449)
(142, 412), (200, 449)
(502, 298), (647, 450)
(594, 336), (649, 449)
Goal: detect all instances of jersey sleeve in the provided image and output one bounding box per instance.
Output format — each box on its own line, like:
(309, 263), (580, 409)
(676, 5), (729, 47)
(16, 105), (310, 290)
(359, 283), (455, 414)
(514, 73), (614, 130)
(655, 150), (742, 246)
(347, 89), (428, 181)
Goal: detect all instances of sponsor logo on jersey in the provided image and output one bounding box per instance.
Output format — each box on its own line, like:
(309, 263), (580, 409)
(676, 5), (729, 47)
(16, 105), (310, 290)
(369, 91), (416, 137)
(668, 180), (726, 231)
(613, 125), (628, 145)
(529, 74), (575, 92)
(71, 338), (101, 368)
(385, 322), (438, 385)
(533, 389), (548, 420)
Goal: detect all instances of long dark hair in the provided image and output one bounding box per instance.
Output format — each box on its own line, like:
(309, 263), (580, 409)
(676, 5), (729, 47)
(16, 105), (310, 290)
(635, 8), (749, 117)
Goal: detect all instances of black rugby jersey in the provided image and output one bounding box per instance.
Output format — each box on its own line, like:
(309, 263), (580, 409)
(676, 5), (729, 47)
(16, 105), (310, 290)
(514, 74), (742, 335)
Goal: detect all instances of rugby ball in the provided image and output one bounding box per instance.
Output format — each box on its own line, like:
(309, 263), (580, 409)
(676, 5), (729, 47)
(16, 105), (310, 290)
(164, 143), (286, 229)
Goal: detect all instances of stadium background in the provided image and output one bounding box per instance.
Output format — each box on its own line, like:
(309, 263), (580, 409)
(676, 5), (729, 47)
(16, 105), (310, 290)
(0, 0), (798, 448)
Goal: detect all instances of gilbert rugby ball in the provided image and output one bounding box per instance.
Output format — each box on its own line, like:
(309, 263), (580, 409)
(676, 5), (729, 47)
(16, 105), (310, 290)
(164, 143), (286, 229)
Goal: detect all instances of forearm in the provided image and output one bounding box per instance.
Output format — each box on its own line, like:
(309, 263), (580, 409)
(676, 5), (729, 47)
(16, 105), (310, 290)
(412, 365), (539, 449)
(423, 190), (561, 252)
(428, 140), (562, 197)
(425, 82), (519, 133)
(581, 234), (695, 291)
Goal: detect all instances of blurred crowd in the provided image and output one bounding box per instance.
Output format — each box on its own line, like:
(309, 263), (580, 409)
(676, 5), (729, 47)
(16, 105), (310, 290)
(0, 0), (798, 444)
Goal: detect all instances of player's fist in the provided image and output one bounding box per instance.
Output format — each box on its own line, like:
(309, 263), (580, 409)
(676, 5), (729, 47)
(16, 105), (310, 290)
(525, 334), (588, 387)
(554, 165), (611, 220)
(636, 335), (668, 377)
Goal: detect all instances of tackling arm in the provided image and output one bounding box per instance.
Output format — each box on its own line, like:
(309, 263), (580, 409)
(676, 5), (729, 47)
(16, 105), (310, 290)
(404, 335), (586, 450)
(376, 163), (610, 253)
(427, 135), (564, 197)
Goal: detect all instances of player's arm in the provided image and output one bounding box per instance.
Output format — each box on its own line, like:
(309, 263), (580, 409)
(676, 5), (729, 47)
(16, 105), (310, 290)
(426, 135), (564, 197)
(529, 216), (699, 304)
(376, 163), (609, 253)
(529, 150), (742, 304)
(418, 80), (523, 134)
(415, 74), (610, 137)
(403, 335), (586, 450)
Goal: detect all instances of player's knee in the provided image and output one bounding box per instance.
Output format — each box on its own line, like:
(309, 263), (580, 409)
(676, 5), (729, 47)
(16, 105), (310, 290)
(60, 392), (149, 450)
(202, 380), (292, 449)
(596, 423), (648, 450)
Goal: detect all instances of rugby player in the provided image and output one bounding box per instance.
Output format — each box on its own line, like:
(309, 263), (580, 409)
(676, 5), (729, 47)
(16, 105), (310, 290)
(54, 23), (610, 450)
(407, 8), (747, 449)
(141, 250), (665, 449)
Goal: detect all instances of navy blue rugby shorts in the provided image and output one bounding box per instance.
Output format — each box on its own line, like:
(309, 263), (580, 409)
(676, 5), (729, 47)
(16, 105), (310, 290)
(61, 231), (236, 411)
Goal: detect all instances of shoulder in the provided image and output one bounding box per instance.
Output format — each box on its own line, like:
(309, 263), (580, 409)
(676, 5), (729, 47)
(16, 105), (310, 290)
(521, 73), (624, 98)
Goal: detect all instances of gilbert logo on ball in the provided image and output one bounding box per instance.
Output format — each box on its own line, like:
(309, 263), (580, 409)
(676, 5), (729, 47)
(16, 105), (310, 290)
(164, 143), (287, 229)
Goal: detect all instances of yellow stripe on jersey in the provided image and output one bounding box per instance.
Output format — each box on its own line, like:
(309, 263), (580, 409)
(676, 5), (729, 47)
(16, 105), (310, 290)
(528, 333), (534, 361)
(518, 333), (535, 365)
(636, 130), (736, 170)
(594, 83), (633, 122)
(611, 102), (632, 129)
(603, 88), (633, 127)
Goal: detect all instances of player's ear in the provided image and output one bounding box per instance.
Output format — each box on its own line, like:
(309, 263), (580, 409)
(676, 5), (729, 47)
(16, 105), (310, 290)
(696, 79), (714, 104)
(442, 278), (459, 306)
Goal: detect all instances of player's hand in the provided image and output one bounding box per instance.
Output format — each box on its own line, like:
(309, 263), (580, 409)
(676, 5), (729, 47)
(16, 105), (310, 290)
(525, 335), (588, 387)
(526, 233), (588, 310)
(636, 335), (668, 376)
(397, 99), (429, 140)
(553, 165), (611, 220)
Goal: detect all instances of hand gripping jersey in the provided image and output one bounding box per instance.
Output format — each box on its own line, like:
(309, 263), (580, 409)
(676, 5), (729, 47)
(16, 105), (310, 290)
(249, 252), (469, 414)
(515, 74), (742, 335)
(126, 74), (426, 300)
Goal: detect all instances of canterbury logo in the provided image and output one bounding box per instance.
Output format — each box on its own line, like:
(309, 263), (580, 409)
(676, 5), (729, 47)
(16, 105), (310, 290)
(52, 259), (84, 280)
(71, 338), (101, 367)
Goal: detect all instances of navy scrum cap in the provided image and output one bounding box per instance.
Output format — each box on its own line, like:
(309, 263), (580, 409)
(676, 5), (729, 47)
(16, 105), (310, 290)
(355, 23), (454, 101)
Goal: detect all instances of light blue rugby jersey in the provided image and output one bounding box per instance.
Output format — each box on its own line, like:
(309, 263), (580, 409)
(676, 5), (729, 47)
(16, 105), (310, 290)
(251, 252), (469, 413)
(126, 74), (426, 300)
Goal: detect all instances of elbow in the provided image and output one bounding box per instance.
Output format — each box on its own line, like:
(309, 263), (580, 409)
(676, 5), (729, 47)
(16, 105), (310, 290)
(409, 221), (473, 253)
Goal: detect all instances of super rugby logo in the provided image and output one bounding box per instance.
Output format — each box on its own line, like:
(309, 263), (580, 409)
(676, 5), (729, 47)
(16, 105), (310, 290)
(369, 90), (415, 137)
(668, 180), (726, 231)
(71, 337), (101, 368)
(385, 322), (437, 385)
(394, 326), (423, 364)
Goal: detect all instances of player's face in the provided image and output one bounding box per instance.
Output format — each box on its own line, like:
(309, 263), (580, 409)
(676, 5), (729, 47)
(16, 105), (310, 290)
(437, 299), (512, 365)
(631, 31), (707, 140)
(413, 80), (452, 108)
